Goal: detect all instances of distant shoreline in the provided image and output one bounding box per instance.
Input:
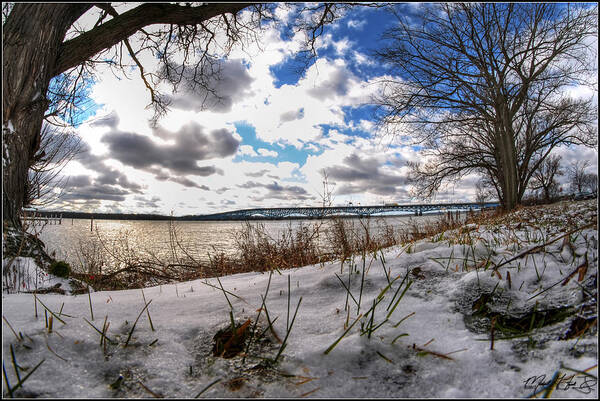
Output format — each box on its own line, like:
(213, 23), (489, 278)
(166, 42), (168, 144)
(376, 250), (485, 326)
(24, 209), (472, 222)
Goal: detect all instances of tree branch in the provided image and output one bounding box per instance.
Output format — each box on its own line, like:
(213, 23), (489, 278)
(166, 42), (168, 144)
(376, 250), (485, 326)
(54, 3), (254, 76)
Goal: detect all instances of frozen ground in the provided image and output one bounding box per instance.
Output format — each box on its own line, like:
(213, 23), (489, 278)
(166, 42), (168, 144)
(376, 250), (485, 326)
(2, 200), (597, 398)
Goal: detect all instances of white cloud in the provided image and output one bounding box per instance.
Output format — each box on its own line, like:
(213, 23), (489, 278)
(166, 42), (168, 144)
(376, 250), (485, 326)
(238, 145), (258, 156)
(65, 6), (417, 213)
(353, 51), (376, 66)
(257, 148), (278, 157)
(347, 19), (367, 30)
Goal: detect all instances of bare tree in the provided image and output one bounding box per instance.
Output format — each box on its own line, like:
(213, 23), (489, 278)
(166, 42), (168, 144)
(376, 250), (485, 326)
(475, 179), (494, 206)
(26, 123), (83, 208)
(373, 3), (597, 210)
(3, 3), (380, 237)
(529, 154), (563, 202)
(568, 159), (592, 193)
(583, 172), (598, 194)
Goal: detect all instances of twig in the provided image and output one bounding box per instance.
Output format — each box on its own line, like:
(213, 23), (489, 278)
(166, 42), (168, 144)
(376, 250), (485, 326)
(2, 316), (21, 342)
(138, 380), (163, 398)
(45, 336), (68, 362)
(195, 378), (221, 398)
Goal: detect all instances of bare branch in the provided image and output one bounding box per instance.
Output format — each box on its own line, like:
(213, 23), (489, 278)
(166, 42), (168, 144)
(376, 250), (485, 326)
(374, 3), (597, 209)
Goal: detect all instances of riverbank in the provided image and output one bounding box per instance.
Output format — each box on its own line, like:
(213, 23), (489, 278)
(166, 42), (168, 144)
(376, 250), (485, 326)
(2, 199), (597, 397)
(22, 212), (470, 291)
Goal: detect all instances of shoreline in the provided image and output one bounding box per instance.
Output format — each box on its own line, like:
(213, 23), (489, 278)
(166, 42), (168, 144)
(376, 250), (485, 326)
(2, 199), (597, 398)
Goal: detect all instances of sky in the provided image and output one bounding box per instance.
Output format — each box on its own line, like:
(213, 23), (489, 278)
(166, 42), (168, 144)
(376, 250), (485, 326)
(45, 3), (598, 216)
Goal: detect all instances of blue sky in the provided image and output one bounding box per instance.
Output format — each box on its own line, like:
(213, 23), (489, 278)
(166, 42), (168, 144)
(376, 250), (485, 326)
(47, 3), (597, 215)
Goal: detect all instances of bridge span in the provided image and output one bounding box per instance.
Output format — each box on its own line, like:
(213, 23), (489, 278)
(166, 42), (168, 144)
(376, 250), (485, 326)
(186, 202), (499, 221)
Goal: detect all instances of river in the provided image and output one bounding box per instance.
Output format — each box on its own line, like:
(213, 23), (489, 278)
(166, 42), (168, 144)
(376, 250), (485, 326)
(27, 213), (461, 273)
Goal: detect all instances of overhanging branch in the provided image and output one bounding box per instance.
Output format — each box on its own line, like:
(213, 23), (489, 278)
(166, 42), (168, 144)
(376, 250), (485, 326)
(54, 2), (254, 76)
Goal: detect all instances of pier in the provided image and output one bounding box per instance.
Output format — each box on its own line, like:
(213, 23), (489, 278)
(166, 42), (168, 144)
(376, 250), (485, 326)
(21, 209), (62, 225)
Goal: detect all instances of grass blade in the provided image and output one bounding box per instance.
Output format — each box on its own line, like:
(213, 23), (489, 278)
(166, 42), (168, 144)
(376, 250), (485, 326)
(142, 289), (155, 332)
(324, 314), (363, 355)
(195, 378), (221, 398)
(124, 300), (152, 347)
(34, 297), (66, 325)
(8, 358), (45, 394)
(274, 297), (302, 363)
(83, 317), (117, 344)
(386, 280), (412, 321)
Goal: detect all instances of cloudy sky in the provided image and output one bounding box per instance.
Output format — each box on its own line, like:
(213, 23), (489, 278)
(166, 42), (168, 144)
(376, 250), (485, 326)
(48, 3), (598, 216)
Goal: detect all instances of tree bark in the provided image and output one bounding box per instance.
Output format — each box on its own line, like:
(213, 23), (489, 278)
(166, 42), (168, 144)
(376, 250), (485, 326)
(3, 3), (255, 234)
(2, 4), (91, 231)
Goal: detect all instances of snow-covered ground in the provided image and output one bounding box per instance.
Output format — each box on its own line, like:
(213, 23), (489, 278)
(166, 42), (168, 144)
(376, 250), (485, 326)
(2, 200), (597, 398)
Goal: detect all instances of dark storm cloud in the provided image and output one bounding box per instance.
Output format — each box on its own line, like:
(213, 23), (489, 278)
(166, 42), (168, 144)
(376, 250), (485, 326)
(96, 169), (144, 192)
(307, 67), (352, 100)
(146, 167), (215, 189)
(236, 181), (263, 189)
(245, 169), (270, 178)
(90, 111), (120, 129)
(65, 175), (92, 188)
(166, 59), (254, 113)
(101, 122), (239, 177)
(170, 176), (210, 190)
(216, 187), (230, 194)
(264, 181), (308, 195)
(240, 180), (315, 202)
(61, 185), (130, 202)
(134, 195), (162, 209)
(60, 142), (146, 203)
(325, 153), (409, 197)
(327, 154), (379, 181)
(76, 142), (144, 193)
(279, 108), (305, 123)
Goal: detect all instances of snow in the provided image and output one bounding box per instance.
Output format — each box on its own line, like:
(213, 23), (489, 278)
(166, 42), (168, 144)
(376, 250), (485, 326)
(2, 121), (12, 167)
(2, 200), (597, 398)
(2, 120), (15, 134)
(2, 257), (76, 295)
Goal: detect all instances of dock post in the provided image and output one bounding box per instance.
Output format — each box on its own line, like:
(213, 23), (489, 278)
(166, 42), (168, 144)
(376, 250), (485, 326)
(60, 213), (62, 225)
(91, 216), (94, 232)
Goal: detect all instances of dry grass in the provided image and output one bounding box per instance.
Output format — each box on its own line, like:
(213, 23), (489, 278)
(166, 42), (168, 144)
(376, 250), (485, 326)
(61, 209), (508, 291)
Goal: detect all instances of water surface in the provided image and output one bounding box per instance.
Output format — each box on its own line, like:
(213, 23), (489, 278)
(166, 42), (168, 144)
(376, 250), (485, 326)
(29, 213), (459, 273)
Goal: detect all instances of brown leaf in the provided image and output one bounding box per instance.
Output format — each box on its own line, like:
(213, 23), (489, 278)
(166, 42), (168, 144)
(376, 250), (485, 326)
(562, 256), (588, 286)
(577, 257), (588, 282)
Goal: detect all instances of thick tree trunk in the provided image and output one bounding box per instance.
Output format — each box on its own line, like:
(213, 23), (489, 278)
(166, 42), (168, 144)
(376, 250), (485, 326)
(494, 136), (520, 210)
(2, 4), (90, 244)
(493, 102), (521, 211)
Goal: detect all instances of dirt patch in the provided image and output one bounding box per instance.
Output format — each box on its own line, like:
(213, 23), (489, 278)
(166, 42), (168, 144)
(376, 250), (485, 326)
(187, 317), (296, 397)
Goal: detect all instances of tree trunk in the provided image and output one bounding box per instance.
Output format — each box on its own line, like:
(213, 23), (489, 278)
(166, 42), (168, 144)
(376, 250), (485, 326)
(494, 102), (520, 211)
(2, 4), (90, 243)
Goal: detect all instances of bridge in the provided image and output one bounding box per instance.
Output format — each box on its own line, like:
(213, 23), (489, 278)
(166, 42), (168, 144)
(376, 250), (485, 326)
(187, 202), (500, 220)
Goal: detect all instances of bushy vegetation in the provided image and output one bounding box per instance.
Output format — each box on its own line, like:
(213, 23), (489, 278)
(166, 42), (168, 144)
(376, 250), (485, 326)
(49, 260), (71, 278)
(68, 210), (504, 291)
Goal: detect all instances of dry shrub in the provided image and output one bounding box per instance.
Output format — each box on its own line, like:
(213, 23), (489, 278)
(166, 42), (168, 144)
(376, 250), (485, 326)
(72, 227), (205, 290)
(324, 217), (400, 260)
(234, 221), (323, 272)
(71, 208), (505, 291)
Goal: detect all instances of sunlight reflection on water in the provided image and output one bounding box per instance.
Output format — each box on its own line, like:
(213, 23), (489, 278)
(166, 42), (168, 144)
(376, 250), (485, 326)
(30, 214), (453, 273)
